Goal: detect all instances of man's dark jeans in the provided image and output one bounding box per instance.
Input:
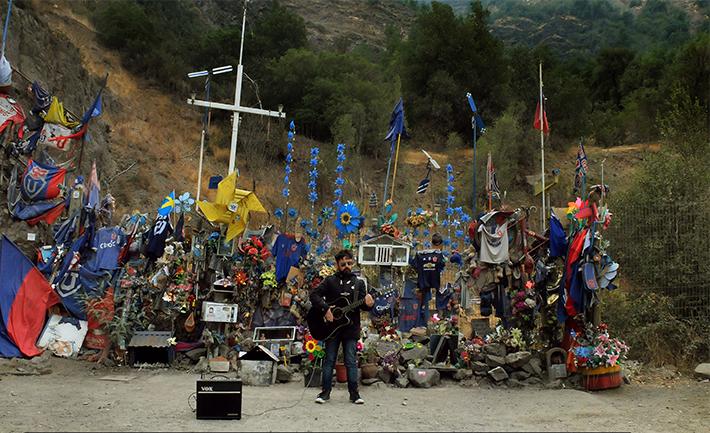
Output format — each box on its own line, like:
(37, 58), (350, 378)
(321, 334), (358, 394)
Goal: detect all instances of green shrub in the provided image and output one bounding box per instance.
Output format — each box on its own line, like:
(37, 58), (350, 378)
(602, 289), (709, 369)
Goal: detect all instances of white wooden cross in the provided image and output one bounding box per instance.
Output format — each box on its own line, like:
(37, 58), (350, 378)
(186, 1), (285, 174)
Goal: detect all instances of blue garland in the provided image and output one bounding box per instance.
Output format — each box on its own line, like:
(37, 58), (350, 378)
(283, 121), (296, 205)
(333, 143), (346, 208)
(445, 164), (455, 248)
(308, 147), (320, 238)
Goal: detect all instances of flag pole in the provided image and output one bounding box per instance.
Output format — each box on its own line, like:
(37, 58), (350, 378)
(389, 133), (402, 202)
(539, 62), (546, 231)
(383, 140), (393, 212)
(1, 0), (12, 59)
(487, 152), (492, 212)
(472, 119), (477, 216)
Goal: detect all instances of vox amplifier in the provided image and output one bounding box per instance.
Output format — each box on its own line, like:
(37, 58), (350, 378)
(196, 379), (242, 420)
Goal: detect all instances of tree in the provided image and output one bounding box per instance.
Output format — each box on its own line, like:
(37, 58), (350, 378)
(592, 47), (635, 110)
(400, 1), (507, 138)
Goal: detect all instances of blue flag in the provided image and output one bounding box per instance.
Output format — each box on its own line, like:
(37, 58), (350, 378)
(81, 89), (103, 126)
(384, 97), (408, 144)
(20, 159), (66, 202)
(466, 92), (486, 135)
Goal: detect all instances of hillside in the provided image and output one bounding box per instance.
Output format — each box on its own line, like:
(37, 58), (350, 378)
(1, 0), (665, 250)
(424, 0), (709, 57)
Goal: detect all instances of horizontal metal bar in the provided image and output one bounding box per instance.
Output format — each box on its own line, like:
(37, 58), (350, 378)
(187, 70), (209, 78)
(187, 99), (286, 118)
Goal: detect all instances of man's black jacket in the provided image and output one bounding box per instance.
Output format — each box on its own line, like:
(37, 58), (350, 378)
(309, 271), (372, 340)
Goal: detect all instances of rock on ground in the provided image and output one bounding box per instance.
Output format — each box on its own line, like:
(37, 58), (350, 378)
(487, 366), (509, 382)
(408, 368), (440, 388)
(693, 363), (710, 380)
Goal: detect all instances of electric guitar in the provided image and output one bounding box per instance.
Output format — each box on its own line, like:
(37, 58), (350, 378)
(306, 289), (397, 341)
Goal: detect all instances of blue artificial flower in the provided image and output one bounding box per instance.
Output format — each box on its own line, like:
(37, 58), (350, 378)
(286, 154), (293, 163)
(310, 158), (318, 166)
(285, 165), (292, 175)
(287, 141), (293, 151)
(424, 241), (432, 249)
(300, 219), (311, 228)
(447, 196), (455, 204)
(321, 207), (334, 220)
(464, 238), (471, 245)
(316, 245), (326, 255)
(448, 175), (455, 183)
(308, 181), (317, 190)
(288, 208), (298, 218)
(447, 185), (455, 193)
(333, 188), (343, 197)
(289, 120), (295, 130)
(443, 238), (451, 246)
(309, 169), (318, 178)
(309, 191), (318, 202)
(446, 207), (454, 216)
(334, 201), (361, 235)
(282, 188), (289, 197)
(451, 241), (459, 250)
(307, 227), (319, 238)
(455, 230), (464, 238)
(441, 220), (449, 228)
(274, 208), (284, 219)
(335, 165), (344, 174)
(416, 207), (424, 214)
(461, 213), (471, 223)
(574, 346), (593, 358)
(413, 228), (420, 237)
(332, 199), (341, 208)
(317, 216), (324, 226)
(337, 154), (346, 163)
(283, 175), (289, 184)
(423, 229), (430, 237)
(446, 164), (453, 173)
(310, 147), (319, 157)
(337, 143), (345, 153)
(335, 177), (345, 186)
(412, 240), (419, 248)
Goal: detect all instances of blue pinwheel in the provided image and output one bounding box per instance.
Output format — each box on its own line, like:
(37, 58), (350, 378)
(174, 192), (195, 214)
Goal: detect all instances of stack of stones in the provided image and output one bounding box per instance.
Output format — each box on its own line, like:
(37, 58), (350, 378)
(468, 343), (545, 387)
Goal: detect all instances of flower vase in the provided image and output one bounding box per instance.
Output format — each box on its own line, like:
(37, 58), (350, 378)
(304, 366), (323, 388)
(579, 365), (622, 391)
(335, 363), (348, 383)
(360, 363), (378, 379)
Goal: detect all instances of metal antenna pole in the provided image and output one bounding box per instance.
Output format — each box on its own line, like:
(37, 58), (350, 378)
(228, 0), (249, 174)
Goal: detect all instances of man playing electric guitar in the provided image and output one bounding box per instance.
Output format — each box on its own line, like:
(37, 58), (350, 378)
(309, 249), (374, 404)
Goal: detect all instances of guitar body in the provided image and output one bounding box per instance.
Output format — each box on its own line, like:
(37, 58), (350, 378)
(306, 296), (353, 341)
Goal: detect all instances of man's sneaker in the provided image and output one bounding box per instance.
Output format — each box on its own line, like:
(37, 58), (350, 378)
(315, 391), (330, 404)
(350, 393), (364, 404)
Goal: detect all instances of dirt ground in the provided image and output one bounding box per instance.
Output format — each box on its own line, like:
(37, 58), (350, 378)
(0, 358), (708, 433)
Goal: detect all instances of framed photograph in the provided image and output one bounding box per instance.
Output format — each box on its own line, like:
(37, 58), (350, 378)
(216, 234), (234, 257)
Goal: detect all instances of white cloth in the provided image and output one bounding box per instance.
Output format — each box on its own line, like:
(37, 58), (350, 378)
(0, 56), (11, 87)
(478, 219), (509, 264)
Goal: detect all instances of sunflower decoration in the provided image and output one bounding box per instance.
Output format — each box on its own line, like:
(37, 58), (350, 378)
(303, 333), (326, 364)
(335, 201), (361, 236)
